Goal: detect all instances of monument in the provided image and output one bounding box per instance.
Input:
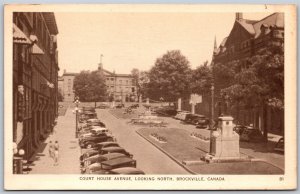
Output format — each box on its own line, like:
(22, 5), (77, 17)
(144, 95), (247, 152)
(204, 116), (249, 162)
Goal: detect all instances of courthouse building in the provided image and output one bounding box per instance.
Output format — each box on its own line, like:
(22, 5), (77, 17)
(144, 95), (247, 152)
(212, 12), (284, 135)
(13, 12), (59, 159)
(58, 62), (137, 102)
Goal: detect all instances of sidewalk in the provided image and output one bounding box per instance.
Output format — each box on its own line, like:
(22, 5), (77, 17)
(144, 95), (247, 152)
(29, 108), (81, 174)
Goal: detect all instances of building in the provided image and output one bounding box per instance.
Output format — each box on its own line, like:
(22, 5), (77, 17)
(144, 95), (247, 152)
(58, 62), (137, 102)
(212, 12), (284, 135)
(58, 70), (77, 102)
(98, 62), (137, 102)
(13, 12), (59, 161)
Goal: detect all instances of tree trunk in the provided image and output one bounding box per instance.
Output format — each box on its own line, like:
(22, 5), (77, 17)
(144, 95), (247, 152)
(263, 103), (268, 142)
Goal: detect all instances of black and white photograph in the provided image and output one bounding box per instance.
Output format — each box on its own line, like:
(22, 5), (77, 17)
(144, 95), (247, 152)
(4, 4), (297, 190)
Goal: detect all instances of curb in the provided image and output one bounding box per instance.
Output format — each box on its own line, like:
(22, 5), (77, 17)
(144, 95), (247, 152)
(135, 130), (198, 175)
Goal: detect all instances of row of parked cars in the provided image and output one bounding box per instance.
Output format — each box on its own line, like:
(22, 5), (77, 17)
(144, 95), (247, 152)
(153, 106), (266, 143)
(78, 107), (145, 175)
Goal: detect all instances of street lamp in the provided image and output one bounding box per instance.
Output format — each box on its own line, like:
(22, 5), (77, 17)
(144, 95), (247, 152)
(13, 142), (25, 174)
(210, 83), (215, 154)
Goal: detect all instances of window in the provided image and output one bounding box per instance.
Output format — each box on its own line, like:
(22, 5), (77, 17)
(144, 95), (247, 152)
(110, 78), (114, 81)
(119, 80), (122, 84)
(126, 80), (128, 85)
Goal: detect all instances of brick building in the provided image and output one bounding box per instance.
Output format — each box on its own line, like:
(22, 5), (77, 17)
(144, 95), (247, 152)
(13, 12), (59, 159)
(58, 62), (137, 102)
(212, 12), (284, 135)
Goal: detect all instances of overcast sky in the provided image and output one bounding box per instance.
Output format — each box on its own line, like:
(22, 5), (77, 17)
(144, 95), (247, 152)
(55, 12), (271, 76)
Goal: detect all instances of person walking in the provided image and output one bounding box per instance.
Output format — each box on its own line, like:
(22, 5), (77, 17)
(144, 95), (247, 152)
(48, 141), (54, 158)
(53, 141), (59, 166)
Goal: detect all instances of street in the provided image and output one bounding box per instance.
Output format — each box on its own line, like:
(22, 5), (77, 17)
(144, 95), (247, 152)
(96, 108), (189, 174)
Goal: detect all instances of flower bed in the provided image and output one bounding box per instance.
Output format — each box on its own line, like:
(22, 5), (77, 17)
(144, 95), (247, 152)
(191, 132), (210, 141)
(150, 133), (167, 143)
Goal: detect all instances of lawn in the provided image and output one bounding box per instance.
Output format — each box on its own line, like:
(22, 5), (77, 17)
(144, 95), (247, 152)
(137, 127), (208, 161)
(188, 161), (284, 174)
(109, 109), (140, 119)
(137, 127), (284, 174)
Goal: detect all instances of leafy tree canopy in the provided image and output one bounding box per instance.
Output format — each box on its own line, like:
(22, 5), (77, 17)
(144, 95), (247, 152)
(190, 61), (213, 95)
(73, 70), (107, 102)
(147, 50), (192, 102)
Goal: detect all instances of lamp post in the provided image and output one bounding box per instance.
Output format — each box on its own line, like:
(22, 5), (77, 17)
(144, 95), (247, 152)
(13, 142), (25, 174)
(210, 83), (215, 154)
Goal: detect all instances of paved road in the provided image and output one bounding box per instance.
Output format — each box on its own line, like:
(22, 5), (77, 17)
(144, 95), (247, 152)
(97, 109), (189, 174)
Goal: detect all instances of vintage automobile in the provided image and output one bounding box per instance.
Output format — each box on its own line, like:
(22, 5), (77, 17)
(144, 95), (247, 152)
(115, 104), (125, 109)
(82, 106), (96, 113)
(129, 104), (139, 109)
(174, 111), (191, 120)
(96, 103), (110, 109)
(239, 126), (264, 142)
(193, 116), (210, 129)
(79, 133), (114, 149)
(98, 146), (133, 158)
(155, 107), (177, 117)
(109, 167), (145, 175)
(274, 137), (284, 153)
(79, 111), (97, 123)
(233, 125), (248, 135)
(80, 141), (120, 162)
(79, 127), (111, 138)
(90, 157), (137, 174)
(82, 153), (129, 173)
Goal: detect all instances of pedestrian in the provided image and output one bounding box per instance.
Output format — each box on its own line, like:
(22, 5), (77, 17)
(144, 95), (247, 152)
(53, 141), (59, 166)
(48, 141), (54, 158)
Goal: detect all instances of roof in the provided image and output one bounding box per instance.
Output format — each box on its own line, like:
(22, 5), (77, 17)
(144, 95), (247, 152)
(101, 146), (125, 152)
(42, 13), (59, 35)
(237, 19), (256, 35)
(253, 13), (284, 38)
(63, 72), (78, 76)
(110, 167), (145, 174)
(101, 157), (135, 166)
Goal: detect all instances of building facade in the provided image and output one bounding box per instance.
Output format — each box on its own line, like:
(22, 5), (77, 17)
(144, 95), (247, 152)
(98, 63), (137, 102)
(212, 13), (284, 135)
(58, 63), (137, 102)
(58, 70), (77, 102)
(13, 12), (59, 160)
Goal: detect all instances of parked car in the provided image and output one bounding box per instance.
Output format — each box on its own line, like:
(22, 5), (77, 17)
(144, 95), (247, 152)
(80, 142), (120, 162)
(79, 111), (97, 123)
(82, 153), (128, 173)
(155, 107), (177, 116)
(99, 147), (133, 158)
(82, 106), (96, 113)
(129, 104), (139, 109)
(174, 111), (190, 120)
(115, 104), (125, 109)
(274, 137), (284, 153)
(239, 126), (264, 142)
(90, 157), (137, 174)
(233, 125), (248, 135)
(79, 133), (114, 149)
(109, 167), (145, 175)
(97, 103), (110, 109)
(184, 114), (204, 125)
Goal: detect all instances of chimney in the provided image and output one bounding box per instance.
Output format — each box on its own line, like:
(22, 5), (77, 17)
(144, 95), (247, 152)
(236, 13), (243, 21)
(63, 69), (66, 74)
(98, 63), (103, 71)
(213, 36), (218, 54)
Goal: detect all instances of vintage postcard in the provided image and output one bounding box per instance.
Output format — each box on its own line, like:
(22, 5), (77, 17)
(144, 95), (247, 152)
(4, 4), (297, 190)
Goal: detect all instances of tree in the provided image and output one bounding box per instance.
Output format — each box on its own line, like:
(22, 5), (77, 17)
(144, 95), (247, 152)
(220, 45), (284, 141)
(190, 61), (213, 95)
(73, 70), (108, 107)
(147, 50), (192, 102)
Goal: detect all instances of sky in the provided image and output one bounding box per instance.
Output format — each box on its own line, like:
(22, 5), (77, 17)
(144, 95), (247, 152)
(55, 12), (272, 76)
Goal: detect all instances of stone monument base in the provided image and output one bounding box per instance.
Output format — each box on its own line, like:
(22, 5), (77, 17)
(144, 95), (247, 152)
(203, 153), (250, 163)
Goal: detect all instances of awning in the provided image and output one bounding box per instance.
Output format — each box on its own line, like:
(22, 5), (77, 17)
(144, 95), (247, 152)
(31, 43), (44, 55)
(13, 24), (32, 45)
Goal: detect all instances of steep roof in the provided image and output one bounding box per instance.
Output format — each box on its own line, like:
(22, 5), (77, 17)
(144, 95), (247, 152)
(252, 13), (284, 38)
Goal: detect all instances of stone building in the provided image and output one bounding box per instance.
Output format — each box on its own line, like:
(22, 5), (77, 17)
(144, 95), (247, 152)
(57, 70), (77, 102)
(212, 12), (284, 135)
(13, 12), (59, 159)
(58, 62), (137, 102)
(98, 63), (137, 102)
